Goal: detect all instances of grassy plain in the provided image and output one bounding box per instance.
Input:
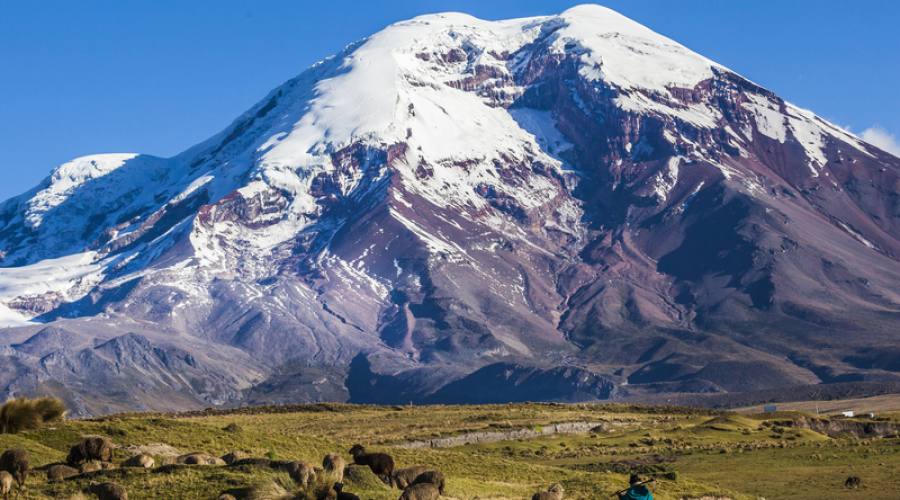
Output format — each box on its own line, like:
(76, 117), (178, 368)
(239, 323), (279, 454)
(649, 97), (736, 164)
(0, 403), (897, 499)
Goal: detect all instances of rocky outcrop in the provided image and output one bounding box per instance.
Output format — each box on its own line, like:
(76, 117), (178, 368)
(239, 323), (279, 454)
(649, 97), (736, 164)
(780, 416), (900, 438)
(397, 420), (613, 449)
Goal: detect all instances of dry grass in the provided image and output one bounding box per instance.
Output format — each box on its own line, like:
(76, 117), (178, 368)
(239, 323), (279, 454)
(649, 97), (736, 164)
(0, 402), (896, 499)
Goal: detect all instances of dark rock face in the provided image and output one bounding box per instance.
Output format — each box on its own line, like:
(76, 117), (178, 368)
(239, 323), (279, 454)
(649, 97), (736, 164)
(426, 363), (616, 404)
(0, 7), (898, 414)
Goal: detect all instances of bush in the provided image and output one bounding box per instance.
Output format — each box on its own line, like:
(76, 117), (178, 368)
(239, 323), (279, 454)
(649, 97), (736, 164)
(0, 396), (66, 434)
(223, 422), (242, 433)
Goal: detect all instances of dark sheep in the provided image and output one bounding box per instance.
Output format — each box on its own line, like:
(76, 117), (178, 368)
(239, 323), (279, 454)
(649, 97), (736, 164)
(531, 483), (564, 500)
(333, 482), (360, 500)
(410, 470), (445, 495)
(0, 449), (29, 489)
(176, 453), (225, 466)
(67, 436), (114, 465)
(221, 451), (249, 465)
(87, 481), (128, 500)
(399, 482), (440, 500)
(844, 476), (862, 489)
(323, 453), (346, 483)
(392, 466), (428, 489)
(46, 464), (79, 482)
(348, 444), (394, 483)
(182, 454), (206, 465)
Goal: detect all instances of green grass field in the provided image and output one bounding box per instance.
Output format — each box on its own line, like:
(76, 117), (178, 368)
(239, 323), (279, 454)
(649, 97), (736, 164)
(1, 403), (898, 499)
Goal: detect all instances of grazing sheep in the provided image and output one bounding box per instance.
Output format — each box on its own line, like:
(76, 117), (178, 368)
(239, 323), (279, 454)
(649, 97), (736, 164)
(0, 449), (29, 489)
(392, 466), (428, 489)
(410, 470), (445, 495)
(531, 483), (564, 500)
(323, 453), (346, 483)
(844, 476), (862, 489)
(67, 437), (114, 465)
(399, 482), (440, 500)
(282, 460), (316, 488)
(333, 483), (360, 500)
(46, 464), (79, 482)
(87, 482), (128, 500)
(122, 454), (154, 469)
(179, 453), (206, 465)
(0, 471), (12, 499)
(348, 445), (394, 483)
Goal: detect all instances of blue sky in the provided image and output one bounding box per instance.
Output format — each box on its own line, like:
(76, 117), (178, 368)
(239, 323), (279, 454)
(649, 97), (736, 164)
(1, 0), (898, 202)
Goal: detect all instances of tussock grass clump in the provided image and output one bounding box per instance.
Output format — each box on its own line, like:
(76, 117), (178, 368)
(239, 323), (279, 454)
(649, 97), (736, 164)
(0, 397), (66, 434)
(242, 471), (335, 500)
(243, 472), (293, 499)
(223, 422), (242, 433)
(344, 464), (391, 490)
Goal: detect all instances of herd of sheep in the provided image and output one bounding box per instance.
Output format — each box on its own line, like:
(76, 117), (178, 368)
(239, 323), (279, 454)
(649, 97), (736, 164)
(0, 437), (566, 499)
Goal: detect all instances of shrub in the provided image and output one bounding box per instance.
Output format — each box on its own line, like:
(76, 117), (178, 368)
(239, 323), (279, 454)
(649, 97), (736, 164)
(242, 471), (335, 500)
(0, 396), (66, 434)
(223, 422), (242, 433)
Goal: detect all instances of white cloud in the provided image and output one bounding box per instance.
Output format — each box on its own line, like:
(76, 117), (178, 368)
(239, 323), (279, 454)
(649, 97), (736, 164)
(860, 126), (900, 156)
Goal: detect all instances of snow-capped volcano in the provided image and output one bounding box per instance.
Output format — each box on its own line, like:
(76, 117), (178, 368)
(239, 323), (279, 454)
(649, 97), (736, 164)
(1, 5), (899, 415)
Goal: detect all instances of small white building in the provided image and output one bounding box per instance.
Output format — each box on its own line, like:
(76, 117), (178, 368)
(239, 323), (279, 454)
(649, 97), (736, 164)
(841, 410), (855, 417)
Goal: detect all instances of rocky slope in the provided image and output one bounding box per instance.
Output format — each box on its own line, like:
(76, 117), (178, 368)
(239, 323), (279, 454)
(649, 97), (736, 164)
(1, 5), (898, 415)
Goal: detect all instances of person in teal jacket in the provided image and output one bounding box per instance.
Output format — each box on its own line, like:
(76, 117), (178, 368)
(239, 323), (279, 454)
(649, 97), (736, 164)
(618, 474), (654, 500)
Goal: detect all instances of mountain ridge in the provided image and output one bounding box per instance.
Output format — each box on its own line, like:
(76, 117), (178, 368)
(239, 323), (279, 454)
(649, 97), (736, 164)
(1, 4), (898, 415)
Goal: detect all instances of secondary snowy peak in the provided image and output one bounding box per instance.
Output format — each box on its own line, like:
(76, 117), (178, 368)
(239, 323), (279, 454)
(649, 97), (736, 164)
(26, 153), (139, 226)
